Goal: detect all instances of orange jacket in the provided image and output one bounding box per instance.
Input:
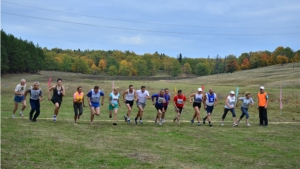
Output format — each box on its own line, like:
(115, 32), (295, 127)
(257, 92), (268, 107)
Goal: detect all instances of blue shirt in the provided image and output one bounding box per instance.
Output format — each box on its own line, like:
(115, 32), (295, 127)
(164, 93), (171, 106)
(152, 93), (165, 107)
(87, 89), (104, 106)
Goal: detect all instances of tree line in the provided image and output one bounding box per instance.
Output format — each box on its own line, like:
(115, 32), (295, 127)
(1, 30), (300, 76)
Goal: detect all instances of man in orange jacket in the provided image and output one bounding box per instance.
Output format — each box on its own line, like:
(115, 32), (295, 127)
(257, 86), (269, 126)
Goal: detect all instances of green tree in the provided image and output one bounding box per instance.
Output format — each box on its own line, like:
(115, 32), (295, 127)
(106, 56), (119, 72)
(194, 62), (210, 76)
(72, 58), (89, 73)
(134, 59), (148, 76)
(170, 60), (182, 77)
(1, 45), (9, 73)
(61, 55), (73, 72)
(108, 65), (118, 76)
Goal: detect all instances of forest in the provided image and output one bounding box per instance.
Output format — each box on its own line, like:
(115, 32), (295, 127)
(1, 29), (300, 76)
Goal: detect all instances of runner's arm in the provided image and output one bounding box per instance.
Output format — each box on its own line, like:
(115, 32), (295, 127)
(48, 86), (55, 100)
(61, 86), (66, 96)
(189, 93), (195, 103)
(73, 93), (77, 102)
(122, 90), (128, 101)
(24, 90), (29, 100)
(214, 97), (218, 106)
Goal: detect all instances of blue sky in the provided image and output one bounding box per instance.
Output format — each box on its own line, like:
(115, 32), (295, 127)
(1, 0), (300, 58)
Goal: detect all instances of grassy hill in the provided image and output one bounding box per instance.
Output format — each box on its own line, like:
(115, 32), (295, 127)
(1, 62), (300, 168)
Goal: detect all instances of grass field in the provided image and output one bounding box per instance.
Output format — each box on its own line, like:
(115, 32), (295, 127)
(1, 63), (300, 169)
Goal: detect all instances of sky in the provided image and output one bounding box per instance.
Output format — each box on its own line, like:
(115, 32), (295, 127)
(1, 0), (300, 58)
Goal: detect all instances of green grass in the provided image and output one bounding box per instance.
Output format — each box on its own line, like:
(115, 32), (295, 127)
(1, 62), (300, 169)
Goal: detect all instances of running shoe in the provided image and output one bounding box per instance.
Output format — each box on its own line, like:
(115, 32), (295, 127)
(203, 118), (206, 124)
(19, 111), (24, 117)
(53, 115), (57, 122)
(209, 123), (213, 127)
(135, 118), (138, 125)
(177, 120), (180, 125)
(154, 119), (157, 125)
(247, 123), (251, 127)
(191, 119), (194, 125)
(233, 123), (238, 127)
(12, 114), (15, 118)
(140, 120), (143, 124)
(127, 119), (131, 124)
(198, 122), (201, 126)
(221, 122), (224, 126)
(90, 121), (93, 125)
(162, 119), (165, 124)
(33, 120), (37, 122)
(159, 121), (162, 126)
(124, 115), (127, 122)
(113, 123), (117, 125)
(109, 115), (112, 118)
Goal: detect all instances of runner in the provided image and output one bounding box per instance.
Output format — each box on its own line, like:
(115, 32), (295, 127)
(109, 87), (121, 125)
(257, 86), (269, 126)
(87, 86), (105, 125)
(162, 88), (171, 124)
(236, 92), (254, 127)
(152, 89), (166, 126)
(202, 88), (218, 127)
(24, 81), (43, 122)
(12, 79), (27, 118)
(189, 88), (204, 126)
(122, 85), (135, 123)
(134, 86), (150, 125)
(173, 90), (186, 125)
(221, 91), (238, 127)
(48, 78), (65, 122)
(73, 86), (85, 124)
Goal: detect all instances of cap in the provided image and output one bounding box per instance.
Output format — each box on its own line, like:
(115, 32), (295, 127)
(198, 88), (202, 92)
(260, 86), (265, 90)
(230, 91), (235, 94)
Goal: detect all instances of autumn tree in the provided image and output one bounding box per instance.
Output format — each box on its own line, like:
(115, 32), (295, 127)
(240, 58), (250, 70)
(98, 59), (106, 71)
(277, 55), (288, 65)
(91, 63), (100, 74)
(119, 60), (132, 76)
(182, 63), (192, 74)
(226, 60), (239, 73)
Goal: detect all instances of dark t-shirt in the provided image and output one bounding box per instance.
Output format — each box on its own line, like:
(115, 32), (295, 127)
(52, 85), (63, 102)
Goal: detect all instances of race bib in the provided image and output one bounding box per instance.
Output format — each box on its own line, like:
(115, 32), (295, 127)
(177, 99), (183, 104)
(158, 97), (165, 103)
(91, 97), (99, 103)
(57, 90), (61, 95)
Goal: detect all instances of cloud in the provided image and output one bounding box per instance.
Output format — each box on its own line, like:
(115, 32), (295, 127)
(118, 35), (143, 45)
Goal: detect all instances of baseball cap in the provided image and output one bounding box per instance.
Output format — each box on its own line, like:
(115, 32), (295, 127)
(260, 86), (265, 90)
(230, 91), (235, 94)
(198, 88), (202, 92)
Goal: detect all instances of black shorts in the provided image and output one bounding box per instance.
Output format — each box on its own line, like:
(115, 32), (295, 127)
(175, 107), (183, 114)
(193, 102), (201, 108)
(155, 105), (164, 111)
(163, 105), (168, 111)
(51, 99), (62, 107)
(125, 100), (134, 107)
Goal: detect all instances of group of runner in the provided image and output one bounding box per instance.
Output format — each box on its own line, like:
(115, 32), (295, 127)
(12, 78), (269, 127)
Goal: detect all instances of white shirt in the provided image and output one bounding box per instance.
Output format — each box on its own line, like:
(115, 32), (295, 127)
(15, 84), (26, 96)
(136, 90), (150, 103)
(225, 95), (236, 109)
(125, 89), (135, 101)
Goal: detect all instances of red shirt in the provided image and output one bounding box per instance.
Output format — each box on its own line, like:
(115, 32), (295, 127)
(174, 95), (186, 108)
